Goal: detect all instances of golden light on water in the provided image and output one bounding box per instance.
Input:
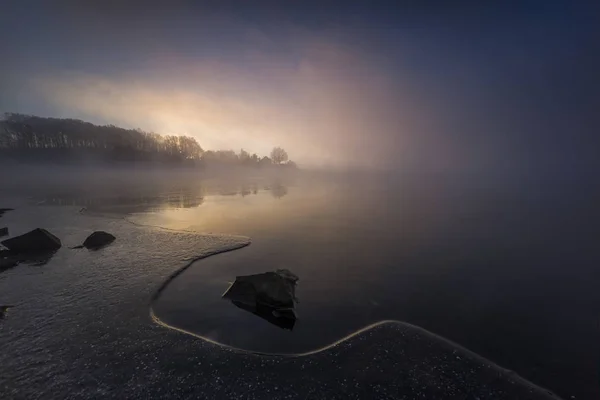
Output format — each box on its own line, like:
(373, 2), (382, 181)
(131, 183), (336, 235)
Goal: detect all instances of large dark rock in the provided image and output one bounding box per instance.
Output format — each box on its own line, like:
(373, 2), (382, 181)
(77, 231), (116, 250)
(1, 228), (61, 254)
(223, 269), (299, 330)
(0, 227), (8, 237)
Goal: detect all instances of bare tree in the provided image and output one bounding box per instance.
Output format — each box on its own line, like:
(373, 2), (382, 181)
(239, 148), (250, 162)
(270, 146), (288, 165)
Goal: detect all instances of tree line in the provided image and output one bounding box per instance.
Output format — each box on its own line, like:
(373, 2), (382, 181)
(0, 113), (296, 168)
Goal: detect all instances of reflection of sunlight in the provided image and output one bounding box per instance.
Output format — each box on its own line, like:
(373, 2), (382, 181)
(271, 183), (288, 199)
(165, 192), (204, 209)
(133, 183), (334, 235)
(142, 192), (283, 233)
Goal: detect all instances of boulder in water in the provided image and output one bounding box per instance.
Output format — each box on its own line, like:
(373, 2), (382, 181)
(1, 228), (61, 254)
(223, 269), (299, 329)
(77, 231), (116, 250)
(0, 227), (7, 237)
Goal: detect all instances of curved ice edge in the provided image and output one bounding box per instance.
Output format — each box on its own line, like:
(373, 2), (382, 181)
(150, 313), (561, 399)
(149, 253), (559, 400)
(9, 206), (561, 397)
(118, 218), (253, 305)
(149, 240), (251, 304)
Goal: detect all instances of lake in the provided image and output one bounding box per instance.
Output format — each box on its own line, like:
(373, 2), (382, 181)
(1, 167), (597, 398)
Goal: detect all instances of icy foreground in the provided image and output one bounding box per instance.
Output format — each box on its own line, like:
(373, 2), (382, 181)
(0, 206), (559, 399)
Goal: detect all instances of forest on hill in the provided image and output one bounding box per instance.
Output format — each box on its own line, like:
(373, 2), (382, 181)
(0, 113), (296, 168)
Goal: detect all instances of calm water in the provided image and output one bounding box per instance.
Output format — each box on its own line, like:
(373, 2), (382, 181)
(124, 171), (598, 397)
(6, 168), (599, 398)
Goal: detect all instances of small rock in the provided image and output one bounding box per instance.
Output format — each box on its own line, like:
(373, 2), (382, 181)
(74, 231), (116, 250)
(0, 305), (14, 320)
(0, 227), (8, 237)
(0, 208), (14, 218)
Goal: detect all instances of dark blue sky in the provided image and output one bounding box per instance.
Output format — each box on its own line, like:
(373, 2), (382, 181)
(1, 1), (598, 169)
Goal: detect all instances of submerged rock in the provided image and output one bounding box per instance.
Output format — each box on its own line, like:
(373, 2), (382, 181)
(0, 208), (13, 218)
(0, 305), (14, 320)
(0, 250), (20, 271)
(223, 269), (299, 330)
(1, 228), (61, 254)
(0, 227), (7, 237)
(73, 231), (116, 250)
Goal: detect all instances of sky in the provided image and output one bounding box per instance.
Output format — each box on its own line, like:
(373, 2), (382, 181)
(1, 1), (599, 169)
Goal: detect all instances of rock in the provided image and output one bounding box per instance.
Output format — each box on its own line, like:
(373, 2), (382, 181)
(74, 231), (116, 250)
(0, 227), (7, 237)
(0, 208), (14, 218)
(223, 269), (299, 330)
(1, 228), (61, 254)
(0, 305), (14, 320)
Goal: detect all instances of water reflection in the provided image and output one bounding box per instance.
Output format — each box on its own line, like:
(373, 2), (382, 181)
(221, 269), (299, 331)
(39, 194), (203, 214)
(229, 301), (296, 330)
(34, 181), (288, 215)
(165, 193), (204, 209)
(270, 183), (288, 199)
(218, 189), (238, 196)
(240, 187), (251, 197)
(0, 249), (57, 273)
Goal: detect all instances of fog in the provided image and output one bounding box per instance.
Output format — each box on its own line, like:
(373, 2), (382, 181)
(2, 2), (598, 173)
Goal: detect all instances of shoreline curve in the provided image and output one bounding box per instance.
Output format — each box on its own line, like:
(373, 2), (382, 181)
(150, 310), (561, 399)
(148, 241), (560, 399)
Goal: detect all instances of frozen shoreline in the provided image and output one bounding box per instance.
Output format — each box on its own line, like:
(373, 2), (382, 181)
(0, 205), (561, 399)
